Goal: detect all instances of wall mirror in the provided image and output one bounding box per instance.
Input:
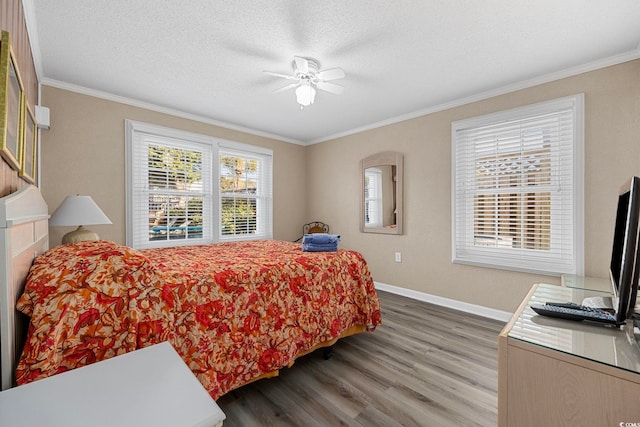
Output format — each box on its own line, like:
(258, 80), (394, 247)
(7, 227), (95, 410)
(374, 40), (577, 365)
(360, 151), (403, 234)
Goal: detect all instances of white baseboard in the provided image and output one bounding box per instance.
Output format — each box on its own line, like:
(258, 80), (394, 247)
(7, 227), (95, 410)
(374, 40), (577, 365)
(374, 281), (513, 322)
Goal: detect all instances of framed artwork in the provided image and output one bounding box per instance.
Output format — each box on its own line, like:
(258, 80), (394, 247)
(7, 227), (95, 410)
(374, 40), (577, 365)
(20, 98), (37, 184)
(0, 31), (24, 171)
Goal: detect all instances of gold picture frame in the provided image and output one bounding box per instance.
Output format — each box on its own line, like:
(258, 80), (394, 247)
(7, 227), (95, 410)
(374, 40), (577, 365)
(0, 31), (24, 171)
(19, 98), (37, 184)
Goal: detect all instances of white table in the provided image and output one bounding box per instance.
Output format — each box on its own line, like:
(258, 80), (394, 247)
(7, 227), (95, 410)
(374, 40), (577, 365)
(0, 342), (225, 427)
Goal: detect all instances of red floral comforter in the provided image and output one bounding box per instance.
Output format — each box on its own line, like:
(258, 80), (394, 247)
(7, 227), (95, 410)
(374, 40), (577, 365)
(16, 240), (381, 398)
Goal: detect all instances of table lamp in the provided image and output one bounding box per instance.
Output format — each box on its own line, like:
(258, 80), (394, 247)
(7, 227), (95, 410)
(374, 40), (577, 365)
(49, 195), (112, 244)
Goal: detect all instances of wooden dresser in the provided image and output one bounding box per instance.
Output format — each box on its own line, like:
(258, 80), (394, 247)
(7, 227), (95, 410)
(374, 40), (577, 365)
(498, 282), (640, 426)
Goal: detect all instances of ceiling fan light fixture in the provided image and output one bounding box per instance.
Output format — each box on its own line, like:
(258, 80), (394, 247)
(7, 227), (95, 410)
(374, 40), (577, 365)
(265, 56), (344, 108)
(295, 80), (316, 107)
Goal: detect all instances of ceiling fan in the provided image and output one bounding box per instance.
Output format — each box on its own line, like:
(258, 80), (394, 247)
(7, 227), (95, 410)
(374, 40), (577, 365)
(263, 56), (345, 108)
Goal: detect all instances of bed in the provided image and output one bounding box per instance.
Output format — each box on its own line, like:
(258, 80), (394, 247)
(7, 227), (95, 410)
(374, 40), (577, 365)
(1, 186), (382, 398)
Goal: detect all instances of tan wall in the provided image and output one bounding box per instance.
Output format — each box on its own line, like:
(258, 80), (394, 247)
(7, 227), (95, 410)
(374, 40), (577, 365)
(307, 59), (640, 312)
(40, 86), (307, 245)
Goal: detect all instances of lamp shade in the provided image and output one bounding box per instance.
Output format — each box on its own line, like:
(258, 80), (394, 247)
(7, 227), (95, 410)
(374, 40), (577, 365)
(295, 81), (316, 107)
(49, 195), (112, 227)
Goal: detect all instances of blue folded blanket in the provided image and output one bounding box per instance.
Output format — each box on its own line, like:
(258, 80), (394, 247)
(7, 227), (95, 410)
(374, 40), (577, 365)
(302, 233), (340, 245)
(301, 233), (340, 252)
(302, 242), (338, 252)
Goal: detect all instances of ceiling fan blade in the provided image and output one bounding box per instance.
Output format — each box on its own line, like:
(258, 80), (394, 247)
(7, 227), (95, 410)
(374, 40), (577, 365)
(263, 70), (297, 80)
(316, 81), (344, 95)
(273, 82), (299, 94)
(316, 67), (345, 81)
(294, 56), (309, 74)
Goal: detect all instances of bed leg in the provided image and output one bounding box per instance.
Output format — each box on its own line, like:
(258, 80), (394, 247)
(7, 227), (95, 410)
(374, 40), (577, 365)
(323, 346), (334, 360)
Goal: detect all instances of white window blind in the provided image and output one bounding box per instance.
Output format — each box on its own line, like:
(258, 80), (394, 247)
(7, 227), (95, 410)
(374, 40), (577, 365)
(126, 120), (273, 249)
(452, 95), (584, 275)
(219, 145), (273, 241)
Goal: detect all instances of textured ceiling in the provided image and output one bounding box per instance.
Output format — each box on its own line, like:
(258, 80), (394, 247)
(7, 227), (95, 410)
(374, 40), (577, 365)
(25, 0), (640, 144)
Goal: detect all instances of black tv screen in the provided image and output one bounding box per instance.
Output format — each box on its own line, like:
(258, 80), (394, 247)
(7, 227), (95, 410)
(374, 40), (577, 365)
(609, 176), (640, 322)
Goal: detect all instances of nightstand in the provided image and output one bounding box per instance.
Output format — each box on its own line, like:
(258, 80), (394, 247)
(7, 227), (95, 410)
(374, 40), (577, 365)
(0, 342), (225, 427)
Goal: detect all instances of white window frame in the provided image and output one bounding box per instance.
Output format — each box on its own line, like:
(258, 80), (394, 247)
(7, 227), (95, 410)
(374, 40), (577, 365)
(451, 94), (584, 276)
(218, 142), (273, 242)
(125, 120), (273, 249)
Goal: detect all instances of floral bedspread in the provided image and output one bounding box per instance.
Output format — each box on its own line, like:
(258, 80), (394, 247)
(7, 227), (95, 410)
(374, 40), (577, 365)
(16, 240), (381, 398)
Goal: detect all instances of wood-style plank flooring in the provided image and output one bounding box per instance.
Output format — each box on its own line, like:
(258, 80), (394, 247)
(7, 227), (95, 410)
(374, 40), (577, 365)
(217, 290), (505, 426)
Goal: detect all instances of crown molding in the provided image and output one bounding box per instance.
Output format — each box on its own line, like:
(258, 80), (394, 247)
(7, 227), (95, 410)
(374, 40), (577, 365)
(42, 44), (639, 147)
(308, 49), (640, 145)
(40, 78), (304, 146)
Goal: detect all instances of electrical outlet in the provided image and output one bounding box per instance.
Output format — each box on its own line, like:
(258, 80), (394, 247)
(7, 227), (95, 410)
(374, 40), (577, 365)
(395, 252), (402, 263)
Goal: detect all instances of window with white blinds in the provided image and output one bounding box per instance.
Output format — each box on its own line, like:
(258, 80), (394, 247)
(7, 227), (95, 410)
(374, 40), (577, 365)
(126, 120), (273, 249)
(451, 94), (584, 275)
(219, 145), (272, 241)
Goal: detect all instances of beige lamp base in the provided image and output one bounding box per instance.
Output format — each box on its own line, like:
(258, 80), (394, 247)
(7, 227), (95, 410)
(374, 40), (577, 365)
(61, 226), (100, 244)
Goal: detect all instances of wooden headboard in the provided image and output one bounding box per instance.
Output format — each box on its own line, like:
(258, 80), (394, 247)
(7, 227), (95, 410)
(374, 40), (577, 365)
(0, 185), (49, 390)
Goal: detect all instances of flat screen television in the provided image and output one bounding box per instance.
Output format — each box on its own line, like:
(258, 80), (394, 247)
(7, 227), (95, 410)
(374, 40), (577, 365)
(531, 176), (640, 326)
(607, 176), (640, 323)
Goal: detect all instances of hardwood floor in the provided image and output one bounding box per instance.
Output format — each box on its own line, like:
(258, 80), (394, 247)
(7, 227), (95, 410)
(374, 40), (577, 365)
(217, 290), (505, 426)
